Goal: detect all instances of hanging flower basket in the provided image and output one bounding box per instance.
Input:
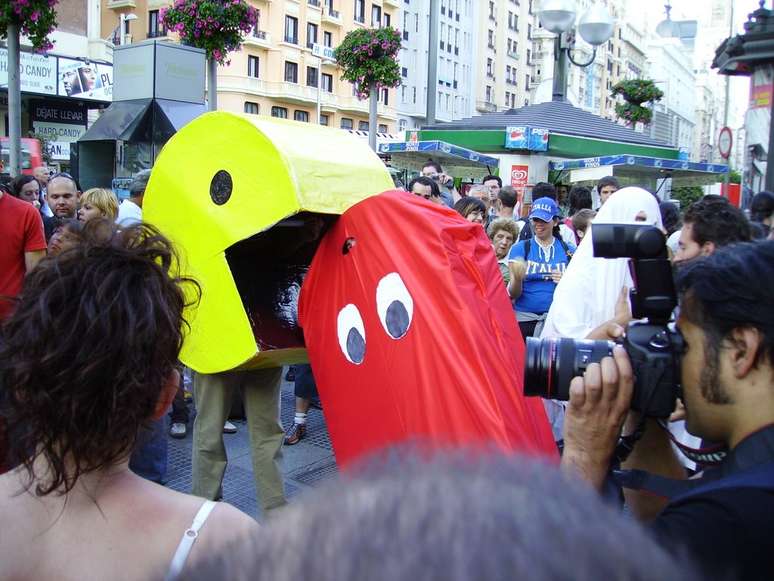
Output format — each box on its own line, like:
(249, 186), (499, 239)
(333, 27), (401, 100)
(161, 0), (258, 65)
(0, 0), (58, 53)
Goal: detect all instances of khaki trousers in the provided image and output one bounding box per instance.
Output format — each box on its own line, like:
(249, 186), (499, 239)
(191, 368), (286, 512)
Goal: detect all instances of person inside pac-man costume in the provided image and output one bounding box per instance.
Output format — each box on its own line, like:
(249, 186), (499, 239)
(299, 190), (558, 467)
(143, 112), (394, 512)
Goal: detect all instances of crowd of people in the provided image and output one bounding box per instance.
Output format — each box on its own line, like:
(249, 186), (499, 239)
(1, 159), (773, 580)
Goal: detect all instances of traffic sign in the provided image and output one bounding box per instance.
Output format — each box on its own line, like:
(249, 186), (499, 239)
(718, 126), (733, 159)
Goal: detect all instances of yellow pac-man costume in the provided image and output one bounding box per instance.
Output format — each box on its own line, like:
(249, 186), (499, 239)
(143, 112), (393, 374)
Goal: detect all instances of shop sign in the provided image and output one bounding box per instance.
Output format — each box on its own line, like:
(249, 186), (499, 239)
(30, 99), (88, 126)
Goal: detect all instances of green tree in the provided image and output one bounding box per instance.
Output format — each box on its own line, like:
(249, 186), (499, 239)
(334, 27), (401, 150)
(670, 186), (704, 209)
(611, 79), (664, 127)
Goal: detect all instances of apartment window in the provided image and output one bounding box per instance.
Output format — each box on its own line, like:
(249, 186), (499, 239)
(294, 110), (310, 122)
(148, 10), (166, 37)
(371, 4), (382, 26)
(320, 113), (330, 126)
(354, 0), (365, 23)
(284, 15), (298, 44)
(247, 55), (260, 78)
(358, 120), (369, 131)
(488, 30), (494, 48)
(322, 73), (334, 92)
(401, 67), (408, 77)
(340, 117), (353, 129)
(381, 88), (389, 105)
(285, 61), (299, 83)
(307, 66), (319, 87)
(307, 22), (318, 48)
(271, 106), (288, 118)
(324, 31), (333, 47)
(486, 58), (493, 76)
(379, 124), (388, 133)
(244, 101), (259, 115)
(486, 86), (492, 102)
(384, 13), (391, 27)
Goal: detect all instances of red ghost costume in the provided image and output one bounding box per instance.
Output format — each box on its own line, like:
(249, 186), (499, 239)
(299, 190), (557, 466)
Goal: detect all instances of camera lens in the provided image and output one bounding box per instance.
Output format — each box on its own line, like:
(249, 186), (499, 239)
(524, 338), (614, 401)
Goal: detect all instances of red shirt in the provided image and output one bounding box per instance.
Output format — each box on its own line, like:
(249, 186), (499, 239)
(0, 194), (46, 321)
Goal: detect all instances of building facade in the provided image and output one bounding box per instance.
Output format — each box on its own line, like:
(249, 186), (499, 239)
(473, 0), (536, 115)
(396, 0), (476, 130)
(646, 37), (695, 154)
(101, 0), (400, 131)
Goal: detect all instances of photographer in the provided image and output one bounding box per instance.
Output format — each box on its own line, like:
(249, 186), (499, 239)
(420, 161), (458, 207)
(561, 241), (774, 580)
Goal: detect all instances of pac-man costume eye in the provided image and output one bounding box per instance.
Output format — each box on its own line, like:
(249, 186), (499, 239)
(210, 170), (233, 205)
(337, 304), (366, 364)
(376, 272), (413, 340)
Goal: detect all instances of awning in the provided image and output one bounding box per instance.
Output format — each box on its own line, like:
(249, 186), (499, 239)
(79, 99), (152, 142)
(378, 140), (499, 169)
(79, 98), (205, 143)
(549, 154), (729, 186)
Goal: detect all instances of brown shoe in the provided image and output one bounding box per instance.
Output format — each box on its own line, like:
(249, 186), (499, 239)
(284, 423), (306, 446)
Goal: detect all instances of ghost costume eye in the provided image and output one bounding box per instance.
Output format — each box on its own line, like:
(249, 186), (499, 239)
(337, 304), (366, 364)
(376, 272), (413, 340)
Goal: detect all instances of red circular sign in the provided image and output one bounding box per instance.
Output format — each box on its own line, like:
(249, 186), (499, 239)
(718, 126), (733, 159)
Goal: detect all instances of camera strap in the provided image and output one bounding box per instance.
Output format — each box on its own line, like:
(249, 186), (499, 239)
(657, 419), (728, 467)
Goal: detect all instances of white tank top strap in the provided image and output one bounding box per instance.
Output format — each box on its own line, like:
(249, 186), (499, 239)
(164, 499), (218, 581)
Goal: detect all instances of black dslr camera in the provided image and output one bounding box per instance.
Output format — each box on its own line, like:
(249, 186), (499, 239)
(524, 224), (683, 418)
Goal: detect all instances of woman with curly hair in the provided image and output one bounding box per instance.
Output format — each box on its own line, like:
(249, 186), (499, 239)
(0, 224), (257, 580)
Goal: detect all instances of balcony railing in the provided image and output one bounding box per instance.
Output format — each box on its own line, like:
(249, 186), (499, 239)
(308, 0), (321, 6)
(253, 30), (267, 40)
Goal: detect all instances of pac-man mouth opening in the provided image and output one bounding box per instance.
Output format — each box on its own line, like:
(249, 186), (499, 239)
(225, 212), (335, 352)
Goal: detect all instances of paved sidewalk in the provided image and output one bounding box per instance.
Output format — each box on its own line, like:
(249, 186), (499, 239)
(165, 374), (337, 520)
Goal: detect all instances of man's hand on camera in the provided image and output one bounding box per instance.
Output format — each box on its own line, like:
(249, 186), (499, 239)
(561, 346), (634, 491)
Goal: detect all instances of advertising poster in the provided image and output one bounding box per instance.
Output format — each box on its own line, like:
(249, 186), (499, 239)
(510, 164), (529, 197)
(528, 127), (549, 152)
(0, 48), (57, 95)
(57, 57), (113, 101)
(505, 126), (529, 149)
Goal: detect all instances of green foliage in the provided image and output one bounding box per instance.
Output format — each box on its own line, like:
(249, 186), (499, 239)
(0, 0), (58, 52)
(728, 169), (741, 184)
(611, 79), (664, 126)
(333, 27), (401, 99)
(670, 186), (704, 209)
(161, 0), (257, 64)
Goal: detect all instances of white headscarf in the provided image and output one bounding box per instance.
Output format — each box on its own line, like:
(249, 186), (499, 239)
(540, 187), (663, 339)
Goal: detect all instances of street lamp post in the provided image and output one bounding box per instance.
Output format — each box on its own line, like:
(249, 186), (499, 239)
(119, 13), (138, 46)
(537, 0), (615, 102)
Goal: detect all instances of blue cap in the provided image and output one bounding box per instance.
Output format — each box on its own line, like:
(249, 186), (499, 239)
(529, 197), (560, 222)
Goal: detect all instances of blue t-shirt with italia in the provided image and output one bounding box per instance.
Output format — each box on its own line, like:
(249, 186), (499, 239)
(507, 238), (575, 314)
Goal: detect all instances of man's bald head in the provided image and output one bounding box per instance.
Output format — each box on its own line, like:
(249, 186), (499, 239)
(47, 174), (80, 219)
(33, 166), (50, 186)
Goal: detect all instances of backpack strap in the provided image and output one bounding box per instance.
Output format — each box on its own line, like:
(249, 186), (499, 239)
(557, 237), (573, 261)
(523, 238), (531, 261)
